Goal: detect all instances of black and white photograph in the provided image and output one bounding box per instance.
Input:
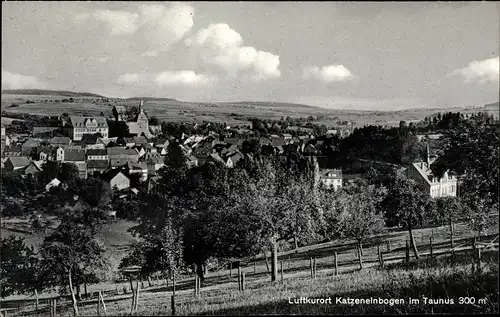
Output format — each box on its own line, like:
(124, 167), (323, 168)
(1, 1), (499, 316)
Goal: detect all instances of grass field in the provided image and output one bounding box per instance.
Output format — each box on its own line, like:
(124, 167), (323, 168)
(2, 214), (498, 315)
(2, 91), (497, 128)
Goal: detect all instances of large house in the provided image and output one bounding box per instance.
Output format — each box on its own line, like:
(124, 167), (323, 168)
(319, 169), (343, 191)
(407, 145), (457, 198)
(69, 116), (109, 141)
(408, 161), (457, 198)
(112, 101), (152, 138)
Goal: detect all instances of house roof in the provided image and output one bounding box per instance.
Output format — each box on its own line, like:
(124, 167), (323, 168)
(124, 137), (135, 144)
(69, 116), (108, 128)
(102, 169), (129, 182)
(50, 137), (71, 145)
(134, 136), (148, 144)
(64, 150), (85, 162)
(124, 161), (147, 170)
(22, 138), (41, 148)
(145, 154), (164, 164)
(87, 149), (107, 156)
(7, 156), (31, 168)
(107, 148), (139, 156)
(87, 160), (109, 169)
(320, 169), (343, 179)
(33, 127), (59, 135)
(209, 153), (225, 164)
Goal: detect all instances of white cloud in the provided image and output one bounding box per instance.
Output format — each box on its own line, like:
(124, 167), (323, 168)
(185, 23), (281, 81)
(116, 73), (146, 85)
(2, 69), (46, 89)
(155, 71), (216, 87)
(92, 10), (139, 35)
(451, 57), (499, 83)
(75, 3), (193, 54)
(303, 65), (354, 83)
(137, 2), (194, 54)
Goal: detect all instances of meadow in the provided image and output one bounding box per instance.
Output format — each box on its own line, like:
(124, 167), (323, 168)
(2, 213), (498, 316)
(2, 91), (497, 129)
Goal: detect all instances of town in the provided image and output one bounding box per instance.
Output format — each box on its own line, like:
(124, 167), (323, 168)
(0, 99), (459, 199)
(1, 1), (498, 316)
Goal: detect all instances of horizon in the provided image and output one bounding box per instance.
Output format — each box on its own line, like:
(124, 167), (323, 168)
(2, 2), (499, 111)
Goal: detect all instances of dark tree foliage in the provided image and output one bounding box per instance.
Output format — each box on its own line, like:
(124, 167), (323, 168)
(1, 235), (40, 298)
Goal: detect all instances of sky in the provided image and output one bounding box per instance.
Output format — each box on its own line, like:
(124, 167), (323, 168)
(2, 1), (499, 110)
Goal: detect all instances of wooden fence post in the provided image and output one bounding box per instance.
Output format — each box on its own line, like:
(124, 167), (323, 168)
(310, 257), (313, 279)
(99, 291), (107, 316)
(471, 237), (476, 273)
(387, 240), (391, 252)
(171, 295), (176, 316)
(230, 262), (233, 277)
(134, 282), (140, 311)
(35, 289), (39, 310)
(194, 276), (198, 297)
(313, 257), (317, 278)
(378, 245), (382, 267)
(380, 252), (385, 268)
(148, 276), (152, 288)
(280, 261), (284, 282)
(405, 240), (410, 263)
(53, 299), (56, 317)
(238, 267), (242, 291)
(334, 252), (338, 276)
(357, 245), (363, 270)
(241, 272), (246, 291)
(477, 247), (482, 272)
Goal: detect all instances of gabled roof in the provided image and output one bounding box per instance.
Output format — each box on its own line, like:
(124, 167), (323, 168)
(50, 137), (71, 145)
(22, 138), (41, 148)
(87, 149), (107, 156)
(69, 116), (108, 128)
(87, 160), (109, 169)
(134, 136), (148, 144)
(102, 169), (129, 182)
(64, 150), (85, 162)
(208, 153), (225, 164)
(107, 148), (139, 156)
(320, 168), (342, 179)
(6, 156), (31, 168)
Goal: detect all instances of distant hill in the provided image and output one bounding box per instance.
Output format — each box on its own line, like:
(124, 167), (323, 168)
(221, 101), (318, 109)
(1, 89), (106, 98)
(483, 101), (499, 111)
(126, 97), (178, 102)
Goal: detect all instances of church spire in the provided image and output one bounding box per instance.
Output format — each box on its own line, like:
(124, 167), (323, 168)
(139, 99), (144, 110)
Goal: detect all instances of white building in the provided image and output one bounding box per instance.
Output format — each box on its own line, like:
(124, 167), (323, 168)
(69, 116), (109, 141)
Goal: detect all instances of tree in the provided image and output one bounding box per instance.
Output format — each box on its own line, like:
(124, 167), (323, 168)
(164, 141), (187, 168)
(242, 139), (261, 156)
(334, 181), (387, 255)
(382, 169), (432, 259)
(149, 116), (159, 125)
(39, 207), (105, 316)
(79, 177), (113, 210)
(228, 157), (323, 281)
(1, 236), (39, 298)
(431, 113), (499, 229)
(123, 193), (184, 281)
